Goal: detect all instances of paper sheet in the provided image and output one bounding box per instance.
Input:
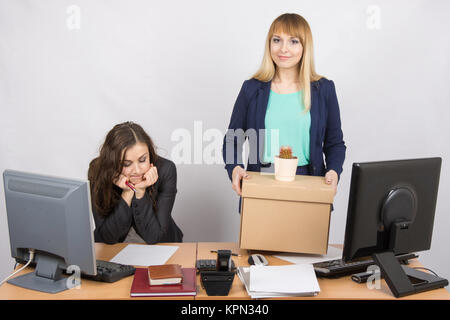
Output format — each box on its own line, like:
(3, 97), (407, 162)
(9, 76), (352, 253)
(249, 264), (320, 294)
(273, 245), (343, 265)
(237, 267), (317, 299)
(110, 244), (179, 266)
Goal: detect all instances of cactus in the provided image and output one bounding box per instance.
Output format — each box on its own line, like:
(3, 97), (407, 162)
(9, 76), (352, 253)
(279, 146), (294, 159)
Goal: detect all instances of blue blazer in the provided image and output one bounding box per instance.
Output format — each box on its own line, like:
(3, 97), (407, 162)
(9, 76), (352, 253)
(222, 77), (346, 181)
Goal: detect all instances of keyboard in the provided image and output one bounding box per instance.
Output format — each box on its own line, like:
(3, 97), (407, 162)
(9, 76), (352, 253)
(82, 260), (136, 283)
(15, 258), (136, 283)
(313, 253), (418, 278)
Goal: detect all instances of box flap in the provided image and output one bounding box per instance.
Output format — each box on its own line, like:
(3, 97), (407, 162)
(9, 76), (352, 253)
(241, 171), (334, 204)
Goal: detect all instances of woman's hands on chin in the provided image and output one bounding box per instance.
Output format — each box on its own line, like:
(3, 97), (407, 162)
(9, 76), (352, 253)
(133, 164), (158, 199)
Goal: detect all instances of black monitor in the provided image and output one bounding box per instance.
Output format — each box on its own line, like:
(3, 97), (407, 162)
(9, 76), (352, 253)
(342, 158), (448, 297)
(3, 169), (97, 293)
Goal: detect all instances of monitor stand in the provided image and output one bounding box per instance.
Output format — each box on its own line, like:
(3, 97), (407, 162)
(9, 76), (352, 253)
(372, 251), (448, 298)
(8, 255), (69, 294)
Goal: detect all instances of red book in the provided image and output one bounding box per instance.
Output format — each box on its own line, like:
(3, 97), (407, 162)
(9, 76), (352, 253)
(130, 267), (197, 297)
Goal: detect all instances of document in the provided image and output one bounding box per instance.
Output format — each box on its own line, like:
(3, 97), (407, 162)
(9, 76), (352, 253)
(249, 264), (320, 295)
(110, 244), (179, 266)
(273, 245), (342, 265)
(237, 267), (309, 299)
(237, 264), (320, 298)
(237, 267), (278, 298)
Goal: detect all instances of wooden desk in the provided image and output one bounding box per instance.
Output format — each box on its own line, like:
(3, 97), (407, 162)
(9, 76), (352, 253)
(196, 242), (450, 300)
(0, 242), (197, 300)
(1, 242), (449, 300)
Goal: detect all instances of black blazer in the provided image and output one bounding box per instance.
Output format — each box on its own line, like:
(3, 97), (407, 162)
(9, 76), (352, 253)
(92, 156), (183, 244)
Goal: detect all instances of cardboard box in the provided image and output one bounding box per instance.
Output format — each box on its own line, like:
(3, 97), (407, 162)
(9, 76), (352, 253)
(239, 171), (335, 254)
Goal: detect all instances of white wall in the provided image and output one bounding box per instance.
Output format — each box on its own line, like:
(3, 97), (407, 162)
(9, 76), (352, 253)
(1, 0), (449, 291)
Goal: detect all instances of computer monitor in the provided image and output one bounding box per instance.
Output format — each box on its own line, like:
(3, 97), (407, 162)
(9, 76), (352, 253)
(342, 157), (448, 297)
(3, 169), (97, 293)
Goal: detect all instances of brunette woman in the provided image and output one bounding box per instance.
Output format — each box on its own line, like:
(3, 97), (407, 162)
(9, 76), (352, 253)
(88, 121), (183, 244)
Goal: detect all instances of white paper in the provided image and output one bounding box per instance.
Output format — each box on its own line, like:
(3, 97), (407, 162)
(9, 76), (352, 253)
(237, 267), (317, 299)
(109, 244), (179, 266)
(249, 264), (320, 294)
(273, 245), (342, 265)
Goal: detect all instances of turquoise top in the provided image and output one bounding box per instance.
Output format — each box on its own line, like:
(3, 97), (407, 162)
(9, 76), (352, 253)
(263, 90), (311, 165)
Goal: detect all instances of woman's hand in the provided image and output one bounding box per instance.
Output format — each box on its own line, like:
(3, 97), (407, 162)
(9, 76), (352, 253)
(134, 164), (158, 199)
(231, 166), (249, 196)
(325, 170), (338, 195)
(114, 174), (134, 191)
(114, 174), (135, 206)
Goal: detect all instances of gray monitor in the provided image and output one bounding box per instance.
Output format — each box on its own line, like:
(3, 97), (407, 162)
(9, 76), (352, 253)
(3, 169), (97, 293)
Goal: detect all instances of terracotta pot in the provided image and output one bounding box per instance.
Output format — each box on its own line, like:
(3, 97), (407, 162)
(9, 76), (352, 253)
(274, 156), (298, 182)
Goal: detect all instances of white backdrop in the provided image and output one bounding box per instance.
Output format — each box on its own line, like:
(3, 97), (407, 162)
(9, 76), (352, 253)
(1, 0), (449, 291)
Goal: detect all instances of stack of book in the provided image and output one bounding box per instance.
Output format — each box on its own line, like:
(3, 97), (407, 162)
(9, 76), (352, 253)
(237, 264), (320, 299)
(130, 264), (196, 297)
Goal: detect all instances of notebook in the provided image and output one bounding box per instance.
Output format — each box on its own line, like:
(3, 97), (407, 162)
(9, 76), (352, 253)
(148, 264), (183, 285)
(130, 267), (196, 297)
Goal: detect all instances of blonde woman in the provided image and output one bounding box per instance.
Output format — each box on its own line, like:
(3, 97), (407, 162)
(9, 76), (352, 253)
(222, 13), (346, 200)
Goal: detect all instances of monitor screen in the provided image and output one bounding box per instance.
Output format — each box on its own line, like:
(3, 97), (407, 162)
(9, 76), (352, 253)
(3, 169), (97, 293)
(342, 158), (441, 262)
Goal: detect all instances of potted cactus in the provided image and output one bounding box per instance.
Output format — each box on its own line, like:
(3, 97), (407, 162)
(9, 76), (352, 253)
(274, 146), (298, 182)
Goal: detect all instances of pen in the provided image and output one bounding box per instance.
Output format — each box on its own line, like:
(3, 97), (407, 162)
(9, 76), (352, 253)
(210, 250), (241, 257)
(125, 181), (136, 192)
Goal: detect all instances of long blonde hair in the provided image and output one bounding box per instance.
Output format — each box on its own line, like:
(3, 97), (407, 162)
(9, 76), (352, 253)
(252, 13), (323, 112)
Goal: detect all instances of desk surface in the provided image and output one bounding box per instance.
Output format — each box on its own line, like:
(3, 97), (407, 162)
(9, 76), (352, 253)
(1, 242), (449, 300)
(197, 242), (450, 300)
(0, 242), (197, 300)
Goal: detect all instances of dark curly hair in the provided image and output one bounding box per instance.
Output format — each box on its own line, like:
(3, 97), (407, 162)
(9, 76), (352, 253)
(88, 122), (158, 216)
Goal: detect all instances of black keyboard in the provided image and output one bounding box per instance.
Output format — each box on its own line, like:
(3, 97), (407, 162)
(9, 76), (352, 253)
(82, 260), (136, 283)
(313, 253), (418, 278)
(15, 258), (136, 283)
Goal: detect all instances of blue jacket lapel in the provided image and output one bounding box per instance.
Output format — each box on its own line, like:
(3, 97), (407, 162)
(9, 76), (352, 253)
(309, 82), (319, 164)
(256, 81), (271, 131)
(255, 81), (271, 166)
